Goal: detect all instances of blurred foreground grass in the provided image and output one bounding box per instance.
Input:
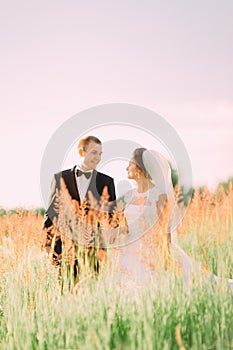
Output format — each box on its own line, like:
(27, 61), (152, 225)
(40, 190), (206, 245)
(0, 184), (232, 349)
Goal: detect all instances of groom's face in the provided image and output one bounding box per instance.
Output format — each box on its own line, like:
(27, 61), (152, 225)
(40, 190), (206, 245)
(81, 141), (102, 170)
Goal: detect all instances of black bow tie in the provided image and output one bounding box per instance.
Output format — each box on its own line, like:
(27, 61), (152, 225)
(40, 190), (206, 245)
(76, 169), (92, 179)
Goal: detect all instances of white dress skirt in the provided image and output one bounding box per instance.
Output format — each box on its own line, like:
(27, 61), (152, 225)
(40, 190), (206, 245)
(113, 186), (161, 286)
(112, 186), (233, 291)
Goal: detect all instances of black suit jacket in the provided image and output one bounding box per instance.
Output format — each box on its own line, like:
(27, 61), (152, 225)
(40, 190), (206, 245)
(43, 166), (116, 255)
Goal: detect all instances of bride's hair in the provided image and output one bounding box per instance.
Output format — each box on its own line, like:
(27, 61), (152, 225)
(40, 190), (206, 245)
(132, 148), (151, 179)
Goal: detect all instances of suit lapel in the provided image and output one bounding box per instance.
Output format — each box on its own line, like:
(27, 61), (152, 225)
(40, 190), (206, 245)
(64, 167), (81, 203)
(64, 168), (102, 204)
(85, 169), (100, 202)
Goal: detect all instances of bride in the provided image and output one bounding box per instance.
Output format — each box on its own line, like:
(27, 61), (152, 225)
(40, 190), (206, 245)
(111, 147), (233, 290)
(112, 147), (177, 286)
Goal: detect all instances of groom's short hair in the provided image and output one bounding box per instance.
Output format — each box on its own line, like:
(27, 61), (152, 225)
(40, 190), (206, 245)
(78, 135), (102, 151)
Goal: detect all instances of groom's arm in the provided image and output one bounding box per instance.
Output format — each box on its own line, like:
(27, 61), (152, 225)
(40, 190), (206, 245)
(98, 174), (116, 213)
(43, 174), (58, 228)
(42, 174), (62, 260)
(100, 193), (129, 247)
(107, 178), (116, 213)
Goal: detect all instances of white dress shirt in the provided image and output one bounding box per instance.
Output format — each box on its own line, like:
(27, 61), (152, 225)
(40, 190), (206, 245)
(75, 165), (93, 202)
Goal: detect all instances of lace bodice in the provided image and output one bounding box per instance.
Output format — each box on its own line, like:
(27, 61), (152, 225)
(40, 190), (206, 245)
(121, 186), (162, 242)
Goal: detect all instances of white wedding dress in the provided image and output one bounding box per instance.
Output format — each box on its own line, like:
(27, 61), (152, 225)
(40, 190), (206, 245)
(112, 186), (233, 291)
(114, 186), (162, 286)
(108, 149), (233, 290)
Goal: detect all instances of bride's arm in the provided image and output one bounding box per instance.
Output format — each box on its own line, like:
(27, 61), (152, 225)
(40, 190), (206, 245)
(156, 193), (172, 243)
(156, 193), (167, 216)
(156, 194), (181, 247)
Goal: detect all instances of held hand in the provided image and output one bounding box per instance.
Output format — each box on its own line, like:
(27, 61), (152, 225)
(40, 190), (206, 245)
(45, 246), (51, 256)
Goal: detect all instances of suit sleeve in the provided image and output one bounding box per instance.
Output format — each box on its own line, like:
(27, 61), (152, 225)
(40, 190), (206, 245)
(108, 178), (116, 213)
(108, 178), (116, 202)
(43, 175), (59, 229)
(42, 174), (62, 259)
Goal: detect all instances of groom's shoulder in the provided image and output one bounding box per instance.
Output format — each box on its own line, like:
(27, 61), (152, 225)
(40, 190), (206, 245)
(96, 171), (114, 182)
(53, 167), (75, 178)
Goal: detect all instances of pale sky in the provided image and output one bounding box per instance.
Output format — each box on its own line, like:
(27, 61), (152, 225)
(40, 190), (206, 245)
(0, 0), (233, 209)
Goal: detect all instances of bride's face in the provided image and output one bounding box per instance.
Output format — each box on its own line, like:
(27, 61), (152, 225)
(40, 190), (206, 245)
(126, 160), (141, 180)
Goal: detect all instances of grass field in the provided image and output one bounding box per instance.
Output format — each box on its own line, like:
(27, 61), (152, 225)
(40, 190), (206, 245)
(0, 185), (232, 349)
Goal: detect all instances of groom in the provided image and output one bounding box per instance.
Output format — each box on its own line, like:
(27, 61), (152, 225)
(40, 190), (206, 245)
(42, 135), (116, 273)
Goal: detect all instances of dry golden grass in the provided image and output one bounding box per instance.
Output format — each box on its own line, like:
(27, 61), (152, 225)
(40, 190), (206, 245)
(177, 184), (233, 277)
(178, 184), (233, 241)
(0, 182), (232, 279)
(0, 210), (44, 274)
(0, 186), (233, 349)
